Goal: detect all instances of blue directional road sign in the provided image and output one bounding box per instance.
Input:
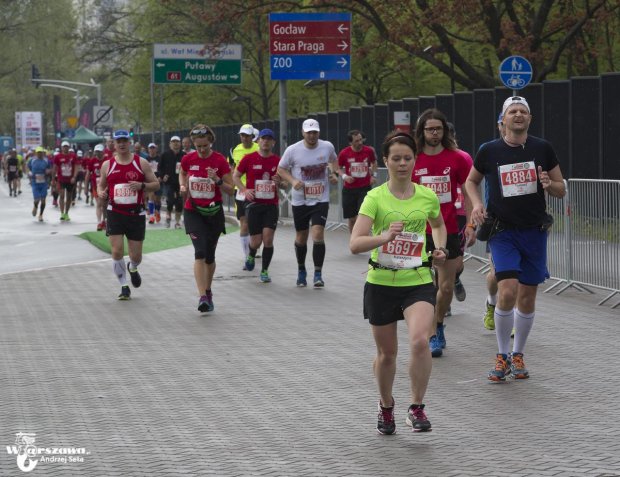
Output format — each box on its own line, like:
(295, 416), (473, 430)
(499, 56), (533, 90)
(269, 12), (351, 81)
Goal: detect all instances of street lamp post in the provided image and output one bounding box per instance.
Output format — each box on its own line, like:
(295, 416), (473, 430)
(304, 80), (329, 112)
(39, 84), (88, 126)
(232, 95), (252, 123)
(424, 45), (455, 94)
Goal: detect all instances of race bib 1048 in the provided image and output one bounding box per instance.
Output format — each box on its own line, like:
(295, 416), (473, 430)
(420, 175), (451, 203)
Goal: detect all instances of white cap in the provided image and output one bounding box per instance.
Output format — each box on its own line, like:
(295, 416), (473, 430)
(302, 119), (320, 132)
(61, 140), (70, 147)
(170, 135), (181, 142)
(502, 96), (530, 116)
(94, 144), (105, 152)
(77, 150), (83, 156)
(238, 124), (254, 135)
(148, 142), (157, 148)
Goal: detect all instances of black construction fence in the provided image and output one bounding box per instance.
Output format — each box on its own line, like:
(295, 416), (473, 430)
(145, 72), (620, 180)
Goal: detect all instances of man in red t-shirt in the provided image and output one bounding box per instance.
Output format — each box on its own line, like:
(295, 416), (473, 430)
(337, 130), (377, 232)
(233, 128), (283, 283)
(412, 109), (475, 358)
(52, 141), (78, 221)
(85, 144), (107, 230)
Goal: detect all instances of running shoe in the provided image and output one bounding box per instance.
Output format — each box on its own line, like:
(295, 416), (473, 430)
(118, 286), (131, 300)
(429, 335), (443, 357)
(155, 210), (161, 223)
(53, 200), (58, 207)
(260, 271), (271, 283)
(96, 222), (103, 231)
(313, 271), (324, 288)
(296, 269), (307, 287)
(445, 306), (452, 317)
(377, 400), (396, 435)
(406, 404), (432, 432)
(488, 353), (512, 382)
(174, 223), (182, 229)
(60, 213), (66, 221)
(165, 217), (171, 228)
(64, 214), (70, 222)
(38, 215), (43, 222)
(198, 295), (210, 313)
(32, 206), (36, 217)
(127, 263), (142, 288)
(454, 278), (466, 301)
(148, 216), (155, 224)
(436, 325), (446, 349)
(245, 255), (255, 272)
(483, 301), (496, 330)
(205, 291), (214, 312)
(510, 352), (529, 379)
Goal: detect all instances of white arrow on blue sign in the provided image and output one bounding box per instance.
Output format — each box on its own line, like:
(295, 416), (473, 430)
(499, 56), (533, 90)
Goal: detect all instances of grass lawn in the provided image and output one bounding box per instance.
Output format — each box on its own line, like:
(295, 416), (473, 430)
(79, 226), (238, 254)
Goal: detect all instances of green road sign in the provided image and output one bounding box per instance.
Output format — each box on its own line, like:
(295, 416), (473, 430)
(153, 59), (241, 85)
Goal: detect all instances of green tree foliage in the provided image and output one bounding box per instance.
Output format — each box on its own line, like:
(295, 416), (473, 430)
(201, 0), (620, 89)
(0, 0), (81, 138)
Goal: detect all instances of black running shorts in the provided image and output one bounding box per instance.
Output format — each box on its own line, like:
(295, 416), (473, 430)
(106, 209), (146, 241)
(363, 282), (436, 326)
(292, 202), (329, 231)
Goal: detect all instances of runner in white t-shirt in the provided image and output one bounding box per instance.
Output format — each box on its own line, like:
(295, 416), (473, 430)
(277, 119), (338, 287)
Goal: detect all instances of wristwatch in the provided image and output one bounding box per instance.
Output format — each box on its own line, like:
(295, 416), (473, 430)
(215, 177), (223, 186)
(141, 182), (146, 190)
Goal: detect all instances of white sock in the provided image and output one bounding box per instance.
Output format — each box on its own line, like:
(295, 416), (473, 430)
(513, 309), (535, 354)
(129, 259), (141, 271)
(113, 259), (128, 286)
(494, 307), (514, 355)
(487, 294), (497, 306)
(240, 234), (250, 258)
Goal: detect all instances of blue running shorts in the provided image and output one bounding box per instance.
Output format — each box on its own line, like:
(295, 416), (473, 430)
(32, 183), (48, 200)
(489, 227), (549, 286)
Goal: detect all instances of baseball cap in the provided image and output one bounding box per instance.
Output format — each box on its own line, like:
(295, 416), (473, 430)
(113, 129), (131, 140)
(77, 150), (83, 156)
(497, 112), (504, 124)
(502, 96), (530, 116)
(302, 119), (320, 132)
(258, 128), (275, 139)
(238, 124), (254, 135)
(170, 135), (181, 142)
(94, 144), (105, 152)
(35, 146), (45, 153)
(148, 143), (157, 148)
(61, 140), (70, 147)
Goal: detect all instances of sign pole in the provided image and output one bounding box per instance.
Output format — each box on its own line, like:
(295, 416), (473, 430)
(279, 79), (288, 218)
(150, 58), (155, 144)
(159, 85), (164, 150)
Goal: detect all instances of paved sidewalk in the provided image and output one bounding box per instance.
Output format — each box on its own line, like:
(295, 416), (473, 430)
(1, 181), (619, 476)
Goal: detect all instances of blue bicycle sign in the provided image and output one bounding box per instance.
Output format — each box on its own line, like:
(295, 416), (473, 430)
(499, 56), (532, 90)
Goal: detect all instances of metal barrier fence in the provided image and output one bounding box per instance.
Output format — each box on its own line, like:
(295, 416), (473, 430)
(546, 179), (620, 308)
(272, 172), (620, 309)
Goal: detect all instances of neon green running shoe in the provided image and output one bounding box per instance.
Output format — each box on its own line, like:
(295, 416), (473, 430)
(483, 301), (495, 330)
